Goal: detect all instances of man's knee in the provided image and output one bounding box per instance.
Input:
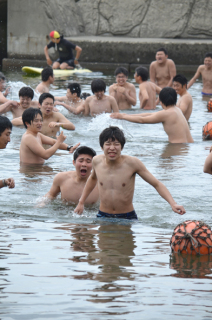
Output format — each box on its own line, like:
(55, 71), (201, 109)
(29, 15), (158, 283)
(53, 62), (60, 69)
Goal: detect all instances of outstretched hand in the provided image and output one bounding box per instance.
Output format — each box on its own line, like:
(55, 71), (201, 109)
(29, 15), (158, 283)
(110, 113), (124, 119)
(57, 131), (66, 143)
(69, 142), (80, 154)
(171, 204), (186, 215)
(5, 178), (15, 189)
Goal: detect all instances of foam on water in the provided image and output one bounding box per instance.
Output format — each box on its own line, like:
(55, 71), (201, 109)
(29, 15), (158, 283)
(7, 80), (40, 101)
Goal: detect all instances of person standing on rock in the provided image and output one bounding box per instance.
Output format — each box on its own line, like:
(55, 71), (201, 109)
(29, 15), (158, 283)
(44, 30), (82, 70)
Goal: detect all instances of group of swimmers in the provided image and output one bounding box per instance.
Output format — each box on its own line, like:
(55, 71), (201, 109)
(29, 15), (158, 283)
(0, 40), (212, 219)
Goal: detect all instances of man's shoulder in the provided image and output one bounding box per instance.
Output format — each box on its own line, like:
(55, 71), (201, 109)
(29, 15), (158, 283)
(54, 170), (74, 181)
(126, 82), (135, 89)
(167, 58), (176, 65)
(93, 154), (103, 165)
(150, 60), (157, 67)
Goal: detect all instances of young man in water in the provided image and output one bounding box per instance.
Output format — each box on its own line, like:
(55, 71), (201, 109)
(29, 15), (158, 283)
(173, 74), (193, 121)
(109, 67), (136, 109)
(134, 66), (161, 109)
(55, 83), (84, 111)
(44, 30), (82, 70)
(74, 126), (186, 218)
(150, 48), (176, 88)
(203, 146), (212, 175)
(188, 52), (212, 95)
(0, 72), (10, 104)
(35, 67), (55, 94)
(0, 116), (15, 189)
(84, 79), (119, 116)
(111, 87), (193, 143)
(43, 146), (99, 204)
(20, 108), (79, 165)
(13, 93), (75, 137)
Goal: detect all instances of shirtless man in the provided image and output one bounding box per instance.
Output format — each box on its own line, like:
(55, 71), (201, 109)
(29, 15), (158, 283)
(20, 108), (79, 165)
(13, 93), (75, 137)
(111, 87), (193, 143)
(109, 67), (136, 109)
(74, 126), (186, 218)
(43, 146), (99, 204)
(188, 52), (212, 95)
(83, 79), (119, 116)
(150, 48), (176, 88)
(0, 116), (15, 189)
(203, 146), (212, 175)
(173, 74), (193, 121)
(35, 67), (54, 94)
(134, 66), (161, 109)
(0, 72), (10, 104)
(55, 83), (84, 112)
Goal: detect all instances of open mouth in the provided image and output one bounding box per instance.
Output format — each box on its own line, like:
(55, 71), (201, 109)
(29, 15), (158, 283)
(80, 169), (87, 176)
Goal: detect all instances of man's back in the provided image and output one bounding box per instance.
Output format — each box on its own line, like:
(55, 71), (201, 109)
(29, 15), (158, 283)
(139, 81), (157, 109)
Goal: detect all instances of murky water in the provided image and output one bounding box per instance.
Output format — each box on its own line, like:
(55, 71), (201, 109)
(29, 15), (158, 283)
(0, 70), (212, 319)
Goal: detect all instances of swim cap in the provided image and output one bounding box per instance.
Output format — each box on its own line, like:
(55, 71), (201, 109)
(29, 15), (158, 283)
(49, 31), (60, 39)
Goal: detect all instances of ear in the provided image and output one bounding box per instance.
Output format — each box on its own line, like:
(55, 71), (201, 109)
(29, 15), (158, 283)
(73, 160), (76, 167)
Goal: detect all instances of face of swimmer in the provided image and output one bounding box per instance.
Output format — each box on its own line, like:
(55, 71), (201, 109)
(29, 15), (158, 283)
(39, 97), (54, 116)
(73, 154), (93, 179)
(19, 96), (32, 109)
(204, 57), (212, 69)
(173, 81), (186, 96)
(116, 73), (127, 86)
(0, 128), (11, 149)
(94, 91), (105, 100)
(102, 138), (122, 161)
(156, 51), (168, 64)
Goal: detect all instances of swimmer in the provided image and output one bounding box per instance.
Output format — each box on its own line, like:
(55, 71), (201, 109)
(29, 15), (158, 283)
(111, 87), (193, 144)
(43, 146), (99, 204)
(19, 108), (79, 165)
(44, 30), (82, 70)
(203, 146), (212, 175)
(150, 47), (176, 88)
(35, 67), (54, 94)
(0, 72), (10, 104)
(109, 67), (136, 109)
(55, 83), (84, 113)
(134, 66), (161, 109)
(173, 74), (193, 121)
(0, 116), (15, 189)
(188, 52), (212, 95)
(74, 126), (186, 218)
(84, 79), (119, 116)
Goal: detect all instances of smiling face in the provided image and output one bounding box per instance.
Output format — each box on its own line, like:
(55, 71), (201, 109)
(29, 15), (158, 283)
(40, 97), (54, 116)
(173, 81), (185, 95)
(0, 128), (11, 149)
(204, 57), (212, 69)
(102, 138), (122, 161)
(27, 114), (43, 133)
(74, 154), (93, 179)
(116, 73), (127, 86)
(156, 51), (167, 64)
(94, 91), (105, 100)
(19, 96), (32, 109)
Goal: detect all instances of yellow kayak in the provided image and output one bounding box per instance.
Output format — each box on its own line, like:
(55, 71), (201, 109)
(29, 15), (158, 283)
(22, 66), (92, 76)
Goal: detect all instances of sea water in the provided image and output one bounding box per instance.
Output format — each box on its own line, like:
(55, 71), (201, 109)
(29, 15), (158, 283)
(0, 70), (212, 319)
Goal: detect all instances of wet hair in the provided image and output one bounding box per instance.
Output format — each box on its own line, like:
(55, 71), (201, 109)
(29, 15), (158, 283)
(99, 126), (126, 149)
(159, 87), (177, 106)
(39, 92), (54, 105)
(22, 107), (43, 129)
(173, 74), (187, 87)
(114, 67), (128, 77)
(0, 72), (6, 81)
(91, 79), (106, 93)
(135, 66), (149, 81)
(41, 67), (53, 82)
(204, 52), (212, 59)
(19, 87), (34, 100)
(80, 92), (91, 100)
(0, 116), (12, 136)
(156, 47), (168, 55)
(67, 83), (81, 97)
(73, 146), (96, 161)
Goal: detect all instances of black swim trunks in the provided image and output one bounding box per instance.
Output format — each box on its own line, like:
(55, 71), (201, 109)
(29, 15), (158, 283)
(97, 210), (138, 220)
(56, 58), (75, 67)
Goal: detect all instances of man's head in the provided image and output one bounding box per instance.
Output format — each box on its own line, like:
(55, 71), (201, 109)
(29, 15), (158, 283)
(22, 107), (43, 129)
(114, 67), (128, 86)
(41, 67), (54, 83)
(91, 79), (106, 99)
(204, 53), (212, 69)
(173, 74), (188, 95)
(99, 126), (126, 161)
(73, 146), (96, 179)
(0, 116), (12, 149)
(159, 87), (177, 107)
(39, 93), (54, 115)
(19, 87), (34, 109)
(67, 83), (81, 99)
(156, 47), (168, 64)
(134, 66), (149, 83)
(0, 72), (6, 92)
(49, 30), (60, 44)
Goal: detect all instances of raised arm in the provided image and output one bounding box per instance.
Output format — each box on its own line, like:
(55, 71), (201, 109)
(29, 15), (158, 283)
(74, 167), (97, 214)
(0, 92), (9, 104)
(11, 116), (23, 126)
(54, 96), (67, 102)
(0, 100), (18, 114)
(135, 158), (185, 214)
(56, 101), (85, 114)
(110, 110), (165, 124)
(40, 132), (80, 152)
(74, 46), (82, 64)
(44, 45), (52, 66)
(187, 66), (201, 89)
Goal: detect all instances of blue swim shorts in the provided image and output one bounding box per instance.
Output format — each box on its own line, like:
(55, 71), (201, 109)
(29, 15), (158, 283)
(97, 210), (138, 220)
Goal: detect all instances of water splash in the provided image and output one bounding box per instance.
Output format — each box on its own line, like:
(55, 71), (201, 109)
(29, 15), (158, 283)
(7, 81), (40, 101)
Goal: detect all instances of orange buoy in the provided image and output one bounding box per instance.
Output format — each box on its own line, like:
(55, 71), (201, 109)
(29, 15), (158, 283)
(207, 100), (212, 112)
(202, 121), (212, 140)
(170, 220), (212, 255)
